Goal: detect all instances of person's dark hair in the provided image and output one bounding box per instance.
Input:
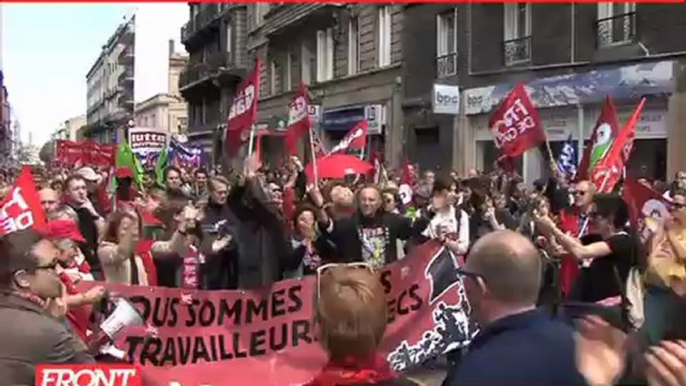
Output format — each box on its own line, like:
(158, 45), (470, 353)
(64, 174), (86, 190)
(194, 168), (208, 178)
(0, 230), (44, 288)
(673, 189), (686, 198)
(50, 180), (64, 192)
(593, 193), (629, 229)
(164, 166), (181, 181)
(103, 211), (143, 244)
(291, 204), (318, 235)
(432, 178), (450, 196)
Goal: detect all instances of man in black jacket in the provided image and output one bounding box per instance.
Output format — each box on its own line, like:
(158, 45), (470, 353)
(64, 175), (105, 280)
(227, 156), (292, 289)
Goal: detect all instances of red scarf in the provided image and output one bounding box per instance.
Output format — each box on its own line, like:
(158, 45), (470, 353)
(182, 245), (202, 289)
(558, 209), (581, 297)
(58, 273), (90, 342)
(305, 356), (396, 386)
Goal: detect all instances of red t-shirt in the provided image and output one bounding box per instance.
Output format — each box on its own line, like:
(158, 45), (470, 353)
(59, 272), (90, 342)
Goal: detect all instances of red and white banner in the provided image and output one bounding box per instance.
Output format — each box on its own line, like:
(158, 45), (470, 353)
(285, 84), (311, 156)
(576, 96), (619, 182)
(78, 242), (474, 386)
(622, 178), (671, 243)
(591, 98), (645, 193)
(225, 59), (261, 156)
(488, 83), (546, 159)
(0, 166), (47, 235)
(55, 140), (116, 168)
(328, 121), (368, 156)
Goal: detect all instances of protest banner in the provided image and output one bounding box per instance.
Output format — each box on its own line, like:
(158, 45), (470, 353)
(78, 242), (475, 386)
(55, 140), (116, 168)
(128, 128), (169, 162)
(225, 59), (260, 157)
(0, 166), (46, 235)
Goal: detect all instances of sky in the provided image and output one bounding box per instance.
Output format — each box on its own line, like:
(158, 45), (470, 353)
(2, 3), (188, 147)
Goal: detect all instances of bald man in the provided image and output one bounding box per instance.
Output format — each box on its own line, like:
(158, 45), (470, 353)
(39, 188), (60, 216)
(443, 230), (586, 386)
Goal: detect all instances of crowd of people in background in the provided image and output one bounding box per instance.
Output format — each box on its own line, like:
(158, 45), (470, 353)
(0, 156), (686, 386)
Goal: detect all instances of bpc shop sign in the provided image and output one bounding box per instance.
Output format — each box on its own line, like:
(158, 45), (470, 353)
(432, 84), (460, 115)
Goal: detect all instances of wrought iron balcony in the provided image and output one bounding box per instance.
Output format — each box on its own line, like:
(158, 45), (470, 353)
(596, 12), (636, 48)
(503, 36), (532, 67)
(180, 3), (221, 44)
(179, 63), (212, 90)
(436, 52), (457, 78)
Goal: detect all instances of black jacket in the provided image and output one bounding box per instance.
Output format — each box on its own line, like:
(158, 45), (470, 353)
(199, 200), (240, 289)
(228, 179), (293, 289)
(68, 204), (102, 277)
(320, 211), (413, 267)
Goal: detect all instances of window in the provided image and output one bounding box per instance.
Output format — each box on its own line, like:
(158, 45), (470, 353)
(226, 23), (232, 56)
(284, 48), (293, 91)
(301, 43), (312, 85)
(436, 8), (457, 77)
(270, 60), (279, 95)
(503, 3), (531, 66)
(377, 6), (392, 67)
(348, 17), (360, 75)
(597, 3), (636, 47)
(316, 28), (334, 82)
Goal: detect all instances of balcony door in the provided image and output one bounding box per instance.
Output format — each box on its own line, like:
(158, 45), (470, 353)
(597, 3), (636, 47)
(503, 3), (531, 66)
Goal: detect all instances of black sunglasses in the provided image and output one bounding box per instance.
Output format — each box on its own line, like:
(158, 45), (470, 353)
(456, 267), (484, 282)
(35, 260), (58, 271)
(671, 202), (686, 210)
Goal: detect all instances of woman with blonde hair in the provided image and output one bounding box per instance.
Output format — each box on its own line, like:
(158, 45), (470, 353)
(97, 206), (195, 285)
(306, 264), (416, 386)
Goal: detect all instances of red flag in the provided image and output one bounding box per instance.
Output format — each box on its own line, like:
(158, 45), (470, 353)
(488, 83), (546, 159)
(591, 98), (645, 193)
(401, 159), (414, 186)
(285, 84), (311, 155)
(576, 96), (620, 181)
(622, 178), (671, 243)
(224, 59), (260, 156)
(0, 166), (47, 235)
(328, 120), (368, 155)
(254, 132), (263, 161)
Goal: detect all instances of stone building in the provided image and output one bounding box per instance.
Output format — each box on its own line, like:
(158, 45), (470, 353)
(85, 15), (136, 143)
(245, 3), (404, 167)
(179, 3), (249, 159)
(135, 40), (189, 135)
(402, 3), (686, 181)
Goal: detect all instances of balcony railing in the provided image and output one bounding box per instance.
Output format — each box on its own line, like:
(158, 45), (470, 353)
(118, 47), (134, 64)
(181, 3), (221, 43)
(179, 63), (211, 90)
(503, 36), (532, 66)
(436, 52), (457, 78)
(596, 12), (636, 48)
(118, 69), (134, 84)
(207, 51), (232, 69)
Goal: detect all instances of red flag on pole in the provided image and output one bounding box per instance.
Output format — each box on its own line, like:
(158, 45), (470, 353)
(488, 83), (546, 159)
(224, 59), (261, 157)
(328, 121), (368, 155)
(591, 98), (645, 193)
(0, 166), (47, 236)
(622, 178), (671, 243)
(285, 83), (311, 155)
(577, 96), (620, 182)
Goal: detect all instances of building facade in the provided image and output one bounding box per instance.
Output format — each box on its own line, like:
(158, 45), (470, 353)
(179, 3), (248, 157)
(245, 3), (404, 167)
(402, 3), (686, 182)
(85, 15), (136, 143)
(135, 40), (189, 134)
(0, 71), (11, 159)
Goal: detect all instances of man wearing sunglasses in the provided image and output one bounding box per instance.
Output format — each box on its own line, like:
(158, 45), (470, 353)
(0, 230), (94, 385)
(444, 230), (586, 386)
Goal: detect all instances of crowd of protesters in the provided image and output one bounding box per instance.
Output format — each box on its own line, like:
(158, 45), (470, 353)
(0, 155), (685, 386)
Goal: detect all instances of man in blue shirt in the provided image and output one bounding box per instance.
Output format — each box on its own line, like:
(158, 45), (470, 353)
(444, 230), (587, 386)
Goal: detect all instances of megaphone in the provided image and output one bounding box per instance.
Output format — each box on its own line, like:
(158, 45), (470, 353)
(99, 298), (145, 340)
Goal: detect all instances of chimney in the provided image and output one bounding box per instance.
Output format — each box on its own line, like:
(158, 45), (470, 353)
(169, 40), (175, 57)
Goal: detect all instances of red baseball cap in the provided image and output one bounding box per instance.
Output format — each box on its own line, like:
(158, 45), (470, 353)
(45, 219), (86, 243)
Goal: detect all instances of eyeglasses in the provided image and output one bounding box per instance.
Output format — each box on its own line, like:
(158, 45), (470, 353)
(35, 260), (58, 271)
(455, 267), (484, 282)
(671, 202), (686, 210)
(315, 262), (374, 302)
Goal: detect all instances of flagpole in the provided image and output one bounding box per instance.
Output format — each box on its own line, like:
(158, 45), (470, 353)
(247, 124), (256, 157)
(309, 126), (319, 184)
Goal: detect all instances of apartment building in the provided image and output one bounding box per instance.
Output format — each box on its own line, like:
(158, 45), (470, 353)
(179, 3), (248, 159)
(0, 71), (11, 158)
(245, 3), (404, 167)
(85, 15), (136, 143)
(136, 40), (189, 135)
(403, 3), (686, 182)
